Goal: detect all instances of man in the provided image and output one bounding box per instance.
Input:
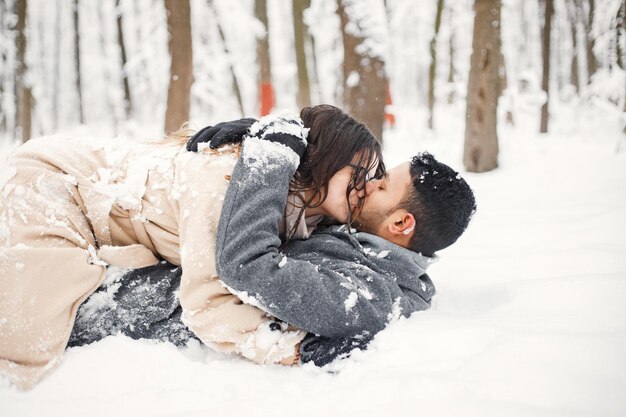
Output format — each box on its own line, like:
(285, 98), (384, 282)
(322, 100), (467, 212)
(71, 117), (475, 366)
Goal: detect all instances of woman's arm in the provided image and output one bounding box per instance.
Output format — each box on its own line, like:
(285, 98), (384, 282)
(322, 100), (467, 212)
(176, 148), (304, 365)
(216, 118), (431, 339)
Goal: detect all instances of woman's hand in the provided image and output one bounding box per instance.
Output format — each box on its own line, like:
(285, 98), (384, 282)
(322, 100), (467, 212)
(186, 115), (308, 161)
(186, 118), (257, 152)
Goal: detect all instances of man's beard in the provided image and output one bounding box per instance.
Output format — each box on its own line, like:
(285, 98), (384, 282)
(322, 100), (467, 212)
(352, 206), (387, 235)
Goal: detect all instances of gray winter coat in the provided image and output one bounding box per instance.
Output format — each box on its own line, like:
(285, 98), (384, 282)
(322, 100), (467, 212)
(215, 137), (436, 339)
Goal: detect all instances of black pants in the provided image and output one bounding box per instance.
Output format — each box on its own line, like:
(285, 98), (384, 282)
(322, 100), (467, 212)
(69, 261), (197, 348)
(69, 261), (373, 366)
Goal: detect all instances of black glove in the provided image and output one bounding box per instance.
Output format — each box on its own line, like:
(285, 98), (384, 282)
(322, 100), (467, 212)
(299, 333), (373, 367)
(186, 118), (256, 152)
(249, 116), (308, 160)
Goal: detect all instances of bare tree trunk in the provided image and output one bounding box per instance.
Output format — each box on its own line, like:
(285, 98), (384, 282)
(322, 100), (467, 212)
(623, 2), (626, 63)
(209, 0), (245, 116)
(585, 0), (597, 83)
(569, 2), (579, 93)
(116, 0), (132, 118)
(293, 0), (311, 109)
(15, 0), (31, 142)
(498, 49), (507, 97)
(615, 0), (626, 133)
(164, 0), (193, 134)
(337, 0), (386, 140)
(554, 12), (564, 93)
(463, 0), (501, 173)
(21, 89), (32, 141)
(293, 0), (311, 108)
(309, 32), (322, 103)
(540, 0), (553, 134)
(255, 0), (273, 116)
(427, 0), (444, 130)
(73, 0), (84, 124)
(617, 1), (625, 70)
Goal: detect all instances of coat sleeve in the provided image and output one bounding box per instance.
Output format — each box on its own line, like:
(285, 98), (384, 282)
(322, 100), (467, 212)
(215, 137), (425, 339)
(176, 150), (304, 365)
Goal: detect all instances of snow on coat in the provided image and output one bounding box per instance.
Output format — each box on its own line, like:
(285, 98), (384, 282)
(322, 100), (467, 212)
(0, 134), (303, 390)
(216, 136), (436, 341)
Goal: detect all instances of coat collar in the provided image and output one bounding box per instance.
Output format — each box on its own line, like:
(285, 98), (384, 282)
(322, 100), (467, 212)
(323, 224), (438, 272)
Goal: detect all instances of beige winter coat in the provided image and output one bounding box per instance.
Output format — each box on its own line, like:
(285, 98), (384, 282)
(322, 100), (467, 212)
(0, 136), (304, 390)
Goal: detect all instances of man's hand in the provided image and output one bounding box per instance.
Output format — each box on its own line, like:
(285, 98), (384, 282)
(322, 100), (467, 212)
(186, 118), (256, 152)
(299, 333), (372, 367)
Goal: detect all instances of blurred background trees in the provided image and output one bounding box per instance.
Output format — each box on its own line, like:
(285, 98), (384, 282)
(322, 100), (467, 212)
(338, 0), (387, 139)
(463, 0), (501, 172)
(164, 0), (193, 133)
(0, 0), (624, 172)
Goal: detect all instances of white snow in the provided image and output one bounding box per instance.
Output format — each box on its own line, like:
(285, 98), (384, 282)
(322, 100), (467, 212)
(346, 70), (360, 87)
(248, 114), (309, 144)
(76, 282), (120, 318)
(219, 282), (267, 312)
(357, 287), (373, 300)
(0, 106), (623, 416)
(1, 0), (626, 399)
(341, 0), (388, 60)
(344, 291), (358, 311)
(242, 137), (301, 173)
(386, 296), (403, 323)
(242, 115), (310, 173)
(0, 166), (16, 191)
(2, 100), (624, 416)
(86, 245), (108, 268)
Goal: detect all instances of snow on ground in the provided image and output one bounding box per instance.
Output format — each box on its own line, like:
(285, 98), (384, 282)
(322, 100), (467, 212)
(1, 103), (625, 417)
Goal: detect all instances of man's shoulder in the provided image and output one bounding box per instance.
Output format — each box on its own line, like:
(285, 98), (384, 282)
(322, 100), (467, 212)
(288, 225), (422, 266)
(285, 225), (436, 299)
(284, 225), (355, 253)
(310, 224), (436, 274)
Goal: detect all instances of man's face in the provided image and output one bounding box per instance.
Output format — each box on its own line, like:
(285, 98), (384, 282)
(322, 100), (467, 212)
(352, 162), (412, 237)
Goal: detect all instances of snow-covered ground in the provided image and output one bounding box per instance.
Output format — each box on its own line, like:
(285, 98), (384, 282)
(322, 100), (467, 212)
(1, 103), (625, 417)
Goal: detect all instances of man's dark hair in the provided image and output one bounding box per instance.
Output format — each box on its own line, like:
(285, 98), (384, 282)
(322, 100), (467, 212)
(399, 152), (476, 257)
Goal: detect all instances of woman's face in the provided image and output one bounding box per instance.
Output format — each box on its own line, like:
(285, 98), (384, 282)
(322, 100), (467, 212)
(316, 157), (379, 223)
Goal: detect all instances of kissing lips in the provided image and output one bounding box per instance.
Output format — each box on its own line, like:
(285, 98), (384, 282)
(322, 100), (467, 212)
(350, 202), (363, 219)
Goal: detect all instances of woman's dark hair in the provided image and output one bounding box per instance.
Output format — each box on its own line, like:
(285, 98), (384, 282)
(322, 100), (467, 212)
(287, 104), (385, 238)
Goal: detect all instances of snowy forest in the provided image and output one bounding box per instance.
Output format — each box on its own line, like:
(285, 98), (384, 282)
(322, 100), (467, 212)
(1, 0), (625, 170)
(1, 1), (625, 416)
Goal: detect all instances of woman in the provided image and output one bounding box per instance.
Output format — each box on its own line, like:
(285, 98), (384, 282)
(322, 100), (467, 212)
(0, 104), (382, 389)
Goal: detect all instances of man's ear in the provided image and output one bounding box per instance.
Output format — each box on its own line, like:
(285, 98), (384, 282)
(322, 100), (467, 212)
(387, 211), (415, 238)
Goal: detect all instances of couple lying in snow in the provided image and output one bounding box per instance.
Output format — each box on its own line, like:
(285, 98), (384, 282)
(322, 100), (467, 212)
(0, 105), (476, 389)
